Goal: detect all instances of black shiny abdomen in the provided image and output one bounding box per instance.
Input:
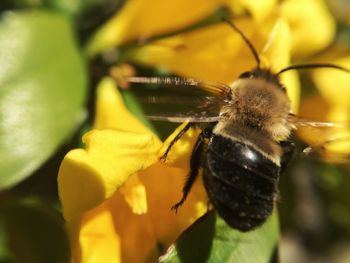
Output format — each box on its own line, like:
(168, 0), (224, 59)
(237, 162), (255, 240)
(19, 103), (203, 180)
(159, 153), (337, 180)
(203, 134), (280, 232)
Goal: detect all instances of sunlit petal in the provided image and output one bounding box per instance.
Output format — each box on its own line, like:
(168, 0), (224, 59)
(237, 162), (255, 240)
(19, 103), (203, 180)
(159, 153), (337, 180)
(130, 17), (299, 111)
(67, 203), (121, 263)
(236, 0), (277, 22)
(311, 56), (350, 121)
(281, 0), (336, 58)
(59, 78), (162, 220)
(261, 18), (300, 112)
(58, 129), (162, 220)
(106, 192), (159, 263)
(128, 18), (268, 84)
(137, 162), (208, 246)
(93, 77), (151, 133)
(296, 57), (350, 155)
(160, 122), (202, 170)
(119, 173), (148, 215)
(86, 0), (231, 56)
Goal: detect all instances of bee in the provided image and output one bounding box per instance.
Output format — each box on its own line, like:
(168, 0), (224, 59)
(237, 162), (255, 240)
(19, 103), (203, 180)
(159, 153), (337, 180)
(127, 19), (350, 232)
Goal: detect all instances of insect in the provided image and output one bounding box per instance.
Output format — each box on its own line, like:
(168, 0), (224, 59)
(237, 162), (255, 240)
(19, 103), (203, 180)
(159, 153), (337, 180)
(127, 19), (350, 232)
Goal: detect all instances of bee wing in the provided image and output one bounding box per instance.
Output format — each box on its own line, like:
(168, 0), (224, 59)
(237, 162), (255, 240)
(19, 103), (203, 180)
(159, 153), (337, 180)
(289, 114), (350, 163)
(302, 137), (350, 164)
(127, 76), (231, 123)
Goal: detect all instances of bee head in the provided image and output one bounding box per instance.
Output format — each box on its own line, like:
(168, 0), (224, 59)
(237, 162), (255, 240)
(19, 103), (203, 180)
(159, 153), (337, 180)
(224, 19), (349, 94)
(239, 68), (286, 92)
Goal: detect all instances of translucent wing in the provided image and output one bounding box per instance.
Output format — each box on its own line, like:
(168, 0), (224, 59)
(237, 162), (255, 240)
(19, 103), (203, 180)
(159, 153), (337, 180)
(127, 76), (232, 123)
(127, 76), (231, 94)
(289, 114), (350, 163)
(302, 137), (350, 164)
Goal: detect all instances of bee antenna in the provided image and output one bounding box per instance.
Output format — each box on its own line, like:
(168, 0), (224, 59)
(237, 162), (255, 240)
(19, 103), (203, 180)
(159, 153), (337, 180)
(222, 18), (260, 69)
(277, 63), (350, 75)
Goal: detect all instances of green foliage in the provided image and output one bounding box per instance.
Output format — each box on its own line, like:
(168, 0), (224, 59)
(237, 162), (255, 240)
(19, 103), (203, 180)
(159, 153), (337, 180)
(160, 211), (279, 263)
(0, 10), (87, 189)
(0, 198), (70, 263)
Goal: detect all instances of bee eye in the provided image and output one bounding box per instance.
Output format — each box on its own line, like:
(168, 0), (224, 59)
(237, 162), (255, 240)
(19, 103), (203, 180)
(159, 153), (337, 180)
(239, 71), (252, 79)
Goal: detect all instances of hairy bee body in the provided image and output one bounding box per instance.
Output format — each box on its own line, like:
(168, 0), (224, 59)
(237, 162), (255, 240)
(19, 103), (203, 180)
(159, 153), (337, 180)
(203, 133), (280, 231)
(202, 69), (291, 231)
(158, 69), (295, 232)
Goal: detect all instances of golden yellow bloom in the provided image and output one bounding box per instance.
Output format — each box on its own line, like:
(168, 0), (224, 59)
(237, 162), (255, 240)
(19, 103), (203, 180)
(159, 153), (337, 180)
(58, 78), (207, 262)
(280, 0), (336, 58)
(87, 0), (335, 60)
(59, 0), (340, 262)
(60, 24), (297, 262)
(232, 0), (277, 22)
(297, 55), (350, 157)
(86, 0), (281, 57)
(127, 17), (300, 111)
(311, 56), (350, 122)
(86, 0), (231, 56)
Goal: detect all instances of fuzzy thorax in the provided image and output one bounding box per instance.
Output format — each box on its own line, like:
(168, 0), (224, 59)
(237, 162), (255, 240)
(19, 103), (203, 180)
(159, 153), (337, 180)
(222, 78), (292, 141)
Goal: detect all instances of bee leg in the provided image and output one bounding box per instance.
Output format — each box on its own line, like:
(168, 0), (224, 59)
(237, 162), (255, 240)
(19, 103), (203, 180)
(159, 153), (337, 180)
(171, 128), (212, 212)
(161, 122), (193, 161)
(280, 140), (296, 173)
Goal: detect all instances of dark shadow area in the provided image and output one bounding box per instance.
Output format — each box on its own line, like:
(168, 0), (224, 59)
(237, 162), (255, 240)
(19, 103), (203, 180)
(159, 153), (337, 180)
(176, 211), (216, 263)
(270, 244), (280, 263)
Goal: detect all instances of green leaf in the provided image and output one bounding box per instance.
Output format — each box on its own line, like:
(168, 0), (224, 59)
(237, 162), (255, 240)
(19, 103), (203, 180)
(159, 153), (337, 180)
(45, 0), (123, 17)
(0, 10), (87, 189)
(0, 0), (122, 18)
(45, 0), (93, 17)
(0, 198), (70, 263)
(160, 211), (279, 263)
(0, 1), (44, 10)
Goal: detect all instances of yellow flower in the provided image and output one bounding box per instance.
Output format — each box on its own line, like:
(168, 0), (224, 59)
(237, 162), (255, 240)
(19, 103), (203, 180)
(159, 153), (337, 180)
(86, 0), (280, 57)
(127, 16), (300, 111)
(58, 78), (207, 262)
(59, 0), (339, 262)
(311, 56), (350, 122)
(280, 0), (336, 58)
(87, 0), (335, 60)
(86, 0), (231, 56)
(60, 24), (296, 263)
(297, 55), (350, 158)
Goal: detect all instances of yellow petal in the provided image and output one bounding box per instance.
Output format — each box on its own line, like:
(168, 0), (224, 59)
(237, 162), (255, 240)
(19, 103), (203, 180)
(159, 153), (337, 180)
(58, 129), (162, 220)
(261, 18), (300, 112)
(67, 203), (121, 263)
(297, 57), (350, 156)
(68, 162), (207, 263)
(131, 16), (300, 111)
(59, 77), (161, 219)
(299, 95), (329, 121)
(160, 122), (202, 170)
(311, 56), (350, 121)
(138, 162), (207, 246)
(128, 18), (267, 84)
(146, 124), (208, 245)
(261, 18), (291, 72)
(94, 77), (150, 134)
(86, 0), (231, 56)
(236, 0), (277, 22)
(106, 192), (159, 263)
(119, 173), (148, 215)
(282, 70), (300, 113)
(281, 0), (336, 58)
